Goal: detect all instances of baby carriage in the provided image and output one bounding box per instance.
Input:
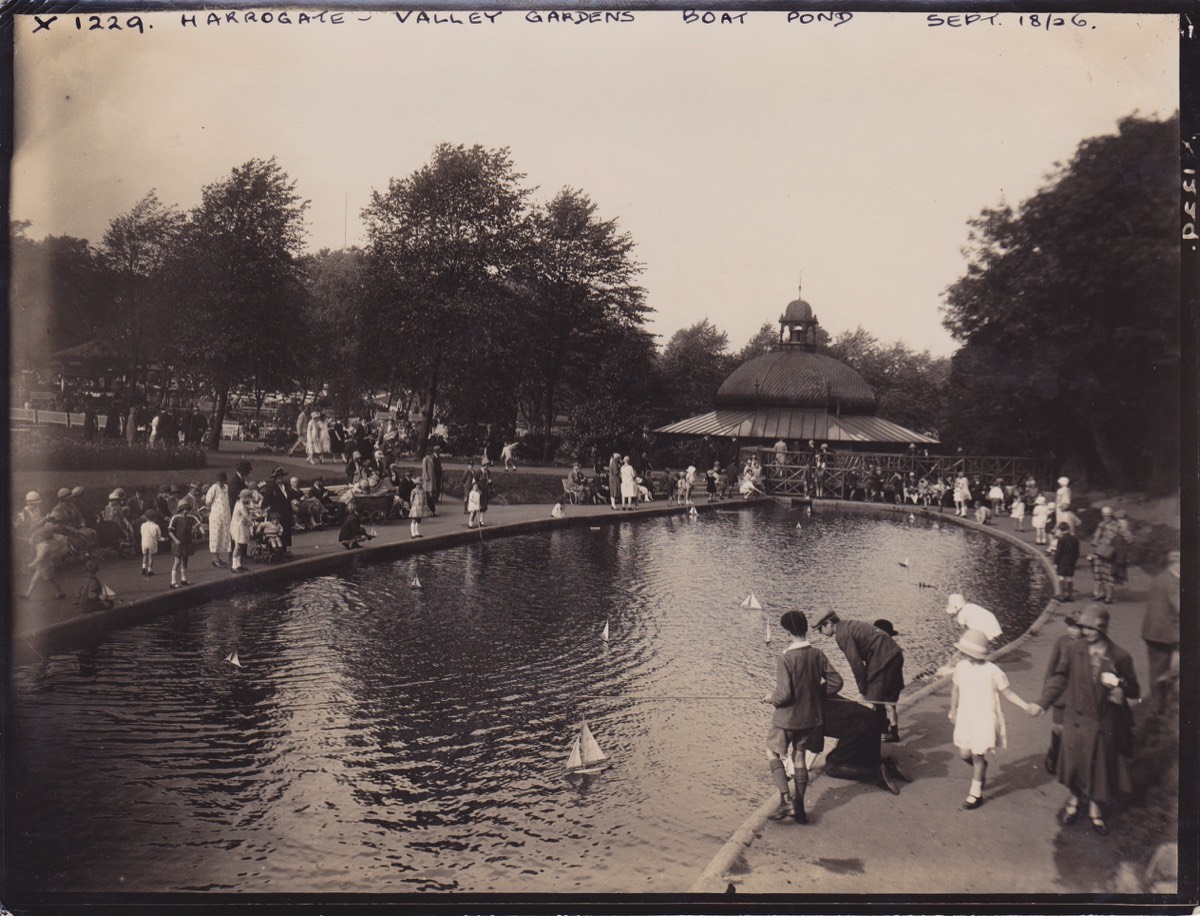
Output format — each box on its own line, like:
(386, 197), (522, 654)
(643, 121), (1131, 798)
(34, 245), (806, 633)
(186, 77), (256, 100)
(348, 492), (393, 526)
(248, 520), (290, 563)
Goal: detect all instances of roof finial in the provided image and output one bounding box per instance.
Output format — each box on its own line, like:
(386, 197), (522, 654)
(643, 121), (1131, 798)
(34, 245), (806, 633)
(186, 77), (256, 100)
(798, 270), (803, 298)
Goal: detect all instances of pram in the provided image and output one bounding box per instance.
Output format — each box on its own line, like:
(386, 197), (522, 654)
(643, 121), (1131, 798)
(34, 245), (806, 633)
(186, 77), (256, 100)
(248, 521), (290, 563)
(348, 492), (394, 525)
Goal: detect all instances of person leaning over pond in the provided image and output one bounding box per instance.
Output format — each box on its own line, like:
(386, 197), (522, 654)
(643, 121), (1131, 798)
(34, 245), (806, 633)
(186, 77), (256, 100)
(812, 609), (904, 741)
(338, 507), (375, 550)
(1030, 603), (1139, 836)
(762, 610), (843, 824)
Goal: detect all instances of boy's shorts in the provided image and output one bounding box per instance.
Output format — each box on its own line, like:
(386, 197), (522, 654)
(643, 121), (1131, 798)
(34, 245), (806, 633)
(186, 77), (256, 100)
(767, 725), (824, 758)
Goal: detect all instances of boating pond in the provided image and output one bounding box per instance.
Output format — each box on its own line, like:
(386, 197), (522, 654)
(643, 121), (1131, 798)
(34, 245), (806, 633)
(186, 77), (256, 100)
(9, 504), (1052, 894)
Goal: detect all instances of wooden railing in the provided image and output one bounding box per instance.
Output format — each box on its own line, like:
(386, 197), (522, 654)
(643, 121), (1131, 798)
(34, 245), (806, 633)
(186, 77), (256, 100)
(747, 448), (1051, 498)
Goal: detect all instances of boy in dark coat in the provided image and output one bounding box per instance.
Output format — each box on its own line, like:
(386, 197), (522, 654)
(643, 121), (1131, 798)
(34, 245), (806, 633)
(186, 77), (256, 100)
(762, 611), (843, 824)
(1053, 522), (1082, 602)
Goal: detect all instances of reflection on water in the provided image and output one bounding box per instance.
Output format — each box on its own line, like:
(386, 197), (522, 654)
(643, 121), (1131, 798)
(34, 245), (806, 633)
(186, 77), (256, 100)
(10, 506), (1050, 893)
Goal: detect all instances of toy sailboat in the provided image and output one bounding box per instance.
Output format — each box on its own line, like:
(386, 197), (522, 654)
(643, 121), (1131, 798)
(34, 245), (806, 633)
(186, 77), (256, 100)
(225, 650), (243, 668)
(907, 514), (915, 524)
(602, 620), (609, 642)
(740, 593), (763, 610)
(764, 620), (772, 644)
(688, 506), (699, 517)
(369, 528), (379, 538)
(899, 557), (910, 568)
(566, 719), (612, 774)
(100, 584), (117, 599)
(410, 576), (422, 589)
(795, 522), (802, 529)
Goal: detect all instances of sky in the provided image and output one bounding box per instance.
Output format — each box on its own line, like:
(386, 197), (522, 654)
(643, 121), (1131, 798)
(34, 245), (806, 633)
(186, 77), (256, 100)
(10, 9), (1179, 358)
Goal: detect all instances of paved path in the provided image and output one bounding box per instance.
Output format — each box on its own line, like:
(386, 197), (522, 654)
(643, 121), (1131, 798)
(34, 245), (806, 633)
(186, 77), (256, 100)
(700, 515), (1164, 896)
(13, 496), (719, 662)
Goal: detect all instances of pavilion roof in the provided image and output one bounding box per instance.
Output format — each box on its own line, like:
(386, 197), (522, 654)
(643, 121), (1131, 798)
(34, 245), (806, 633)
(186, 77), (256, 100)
(654, 407), (938, 444)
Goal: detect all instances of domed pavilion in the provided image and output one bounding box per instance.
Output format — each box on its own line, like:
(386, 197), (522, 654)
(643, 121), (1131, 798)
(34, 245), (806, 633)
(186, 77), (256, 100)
(655, 288), (937, 448)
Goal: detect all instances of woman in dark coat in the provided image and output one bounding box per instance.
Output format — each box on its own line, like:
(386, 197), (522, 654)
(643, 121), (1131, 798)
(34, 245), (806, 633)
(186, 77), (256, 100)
(1034, 603), (1139, 835)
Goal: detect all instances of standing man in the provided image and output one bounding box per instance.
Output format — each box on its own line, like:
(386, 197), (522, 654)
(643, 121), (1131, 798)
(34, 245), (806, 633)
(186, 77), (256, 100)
(1141, 549), (1180, 713)
(812, 609), (905, 742)
(422, 444), (443, 516)
(289, 405), (309, 457)
(230, 460), (252, 508)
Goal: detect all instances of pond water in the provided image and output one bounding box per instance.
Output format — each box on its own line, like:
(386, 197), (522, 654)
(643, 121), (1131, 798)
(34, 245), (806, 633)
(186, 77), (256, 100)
(9, 505), (1051, 894)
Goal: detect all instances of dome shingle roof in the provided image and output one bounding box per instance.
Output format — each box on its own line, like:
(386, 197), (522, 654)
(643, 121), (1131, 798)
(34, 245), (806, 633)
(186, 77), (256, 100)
(716, 350), (877, 413)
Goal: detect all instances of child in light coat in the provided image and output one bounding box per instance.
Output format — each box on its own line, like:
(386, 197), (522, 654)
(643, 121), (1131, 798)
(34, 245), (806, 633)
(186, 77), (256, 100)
(1031, 496), (1051, 545)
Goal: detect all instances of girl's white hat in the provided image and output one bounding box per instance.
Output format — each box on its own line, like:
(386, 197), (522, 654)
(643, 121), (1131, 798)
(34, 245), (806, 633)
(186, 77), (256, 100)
(1035, 495), (1046, 504)
(955, 629), (990, 659)
(1057, 477), (1069, 486)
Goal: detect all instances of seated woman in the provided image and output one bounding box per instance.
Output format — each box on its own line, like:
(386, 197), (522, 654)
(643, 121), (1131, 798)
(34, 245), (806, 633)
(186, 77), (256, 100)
(338, 508), (375, 550)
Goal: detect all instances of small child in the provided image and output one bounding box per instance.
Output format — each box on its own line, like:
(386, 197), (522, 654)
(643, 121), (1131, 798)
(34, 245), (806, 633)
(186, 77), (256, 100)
(762, 610), (844, 824)
(140, 509), (161, 577)
(1041, 612), (1081, 775)
(168, 496), (198, 588)
(1031, 496), (1050, 545)
(338, 508), (375, 549)
(974, 503), (992, 525)
(467, 482), (482, 529)
(663, 469), (677, 507)
(409, 481), (429, 538)
(259, 512), (285, 551)
(550, 500), (565, 519)
(1010, 493), (1026, 531)
(1053, 522), (1081, 601)
(949, 629), (1039, 809)
(75, 559), (114, 614)
(706, 464), (720, 502)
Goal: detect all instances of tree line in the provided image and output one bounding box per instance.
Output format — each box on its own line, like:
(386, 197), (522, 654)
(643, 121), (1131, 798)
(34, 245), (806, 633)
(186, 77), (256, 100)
(10, 115), (1181, 492)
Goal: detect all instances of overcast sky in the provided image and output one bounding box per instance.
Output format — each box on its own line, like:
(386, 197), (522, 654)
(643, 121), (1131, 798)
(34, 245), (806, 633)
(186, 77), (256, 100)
(11, 10), (1178, 358)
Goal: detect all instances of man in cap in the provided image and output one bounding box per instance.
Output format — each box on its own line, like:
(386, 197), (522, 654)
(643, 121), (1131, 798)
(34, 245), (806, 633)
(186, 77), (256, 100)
(1141, 549), (1180, 713)
(945, 593), (1002, 642)
(762, 610), (844, 823)
(1031, 603), (1139, 836)
(812, 609), (905, 743)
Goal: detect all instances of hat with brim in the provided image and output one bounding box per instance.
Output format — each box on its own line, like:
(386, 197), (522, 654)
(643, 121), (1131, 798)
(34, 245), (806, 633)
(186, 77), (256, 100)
(946, 593), (966, 614)
(874, 618), (899, 637)
(1057, 477), (1069, 486)
(812, 609), (837, 630)
(25, 491), (41, 504)
(70, 486), (85, 498)
(955, 629), (990, 659)
(57, 488), (71, 499)
(108, 490), (123, 500)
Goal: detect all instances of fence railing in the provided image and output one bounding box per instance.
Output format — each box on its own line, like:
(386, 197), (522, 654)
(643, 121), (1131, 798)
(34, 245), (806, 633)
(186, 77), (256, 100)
(746, 448), (1051, 498)
(12, 408), (246, 440)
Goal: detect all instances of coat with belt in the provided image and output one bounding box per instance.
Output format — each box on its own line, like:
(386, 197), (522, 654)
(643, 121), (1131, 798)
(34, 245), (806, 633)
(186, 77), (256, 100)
(1037, 636), (1139, 803)
(259, 481), (296, 529)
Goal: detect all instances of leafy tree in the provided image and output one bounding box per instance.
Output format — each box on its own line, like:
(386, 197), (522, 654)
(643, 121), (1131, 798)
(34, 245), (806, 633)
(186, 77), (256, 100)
(941, 114), (1179, 491)
(363, 144), (531, 455)
(823, 327), (949, 437)
(10, 223), (106, 370)
(167, 158), (310, 448)
(97, 191), (186, 393)
(513, 188), (649, 460)
(736, 322), (777, 362)
(656, 318), (736, 421)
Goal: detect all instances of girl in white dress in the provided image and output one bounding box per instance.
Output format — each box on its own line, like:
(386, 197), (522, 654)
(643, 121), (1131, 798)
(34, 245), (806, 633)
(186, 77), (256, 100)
(619, 456), (638, 510)
(949, 630), (1039, 810)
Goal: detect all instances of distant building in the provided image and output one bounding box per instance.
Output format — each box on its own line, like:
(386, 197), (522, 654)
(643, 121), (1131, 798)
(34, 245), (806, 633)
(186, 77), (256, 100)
(656, 287), (937, 450)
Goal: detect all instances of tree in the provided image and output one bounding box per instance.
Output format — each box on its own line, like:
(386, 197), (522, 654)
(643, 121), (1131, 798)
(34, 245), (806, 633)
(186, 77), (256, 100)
(941, 114), (1179, 491)
(97, 191), (186, 393)
(363, 144), (531, 455)
(657, 319), (736, 420)
(513, 188), (649, 460)
(736, 322), (777, 362)
(9, 223), (106, 370)
(168, 158), (310, 449)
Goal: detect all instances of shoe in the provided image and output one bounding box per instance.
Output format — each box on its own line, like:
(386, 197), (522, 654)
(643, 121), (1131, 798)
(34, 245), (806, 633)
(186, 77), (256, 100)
(170, 583), (180, 590)
(1090, 816), (1108, 836)
(180, 579), (191, 586)
(212, 560), (222, 568)
(767, 796), (792, 821)
(1057, 804), (1080, 826)
(884, 725), (900, 743)
(963, 794), (983, 810)
(146, 570), (155, 577)
(1103, 598), (1114, 604)
(792, 800), (808, 824)
(884, 758), (912, 783)
(877, 763), (900, 795)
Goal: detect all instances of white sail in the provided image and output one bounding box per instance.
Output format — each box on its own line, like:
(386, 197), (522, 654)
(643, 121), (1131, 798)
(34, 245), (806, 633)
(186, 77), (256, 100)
(689, 506), (698, 517)
(764, 621), (772, 644)
(602, 620), (609, 641)
(225, 651), (242, 668)
(567, 720), (611, 773)
(740, 593), (762, 610)
(899, 557), (910, 568)
(100, 584), (117, 598)
(410, 576), (422, 589)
